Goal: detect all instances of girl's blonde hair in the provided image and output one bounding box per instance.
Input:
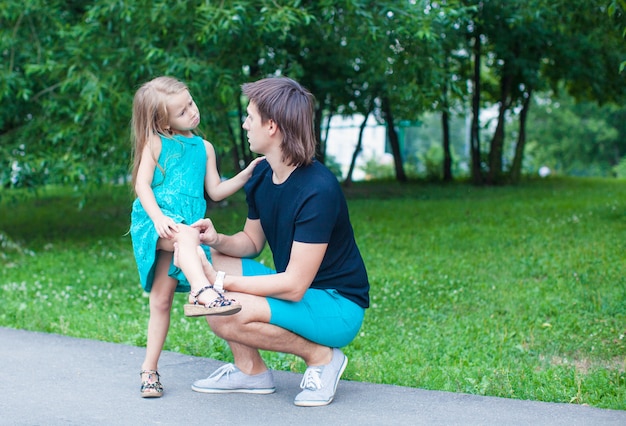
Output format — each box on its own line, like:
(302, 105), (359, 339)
(130, 76), (188, 190)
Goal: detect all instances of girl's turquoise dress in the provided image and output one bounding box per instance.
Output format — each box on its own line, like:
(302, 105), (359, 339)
(130, 134), (211, 293)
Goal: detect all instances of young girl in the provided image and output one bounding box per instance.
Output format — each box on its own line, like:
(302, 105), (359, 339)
(129, 76), (261, 398)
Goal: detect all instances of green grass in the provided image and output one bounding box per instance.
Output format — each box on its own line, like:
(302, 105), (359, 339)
(1, 178), (625, 409)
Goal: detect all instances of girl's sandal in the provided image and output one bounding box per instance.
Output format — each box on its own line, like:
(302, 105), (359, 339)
(140, 370), (163, 398)
(183, 285), (242, 317)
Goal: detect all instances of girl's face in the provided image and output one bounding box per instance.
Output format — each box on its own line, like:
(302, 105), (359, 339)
(166, 90), (200, 134)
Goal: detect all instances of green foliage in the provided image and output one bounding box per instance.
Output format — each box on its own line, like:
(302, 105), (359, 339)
(323, 154), (344, 180)
(525, 91), (624, 176)
(0, 0), (318, 188)
(614, 157), (626, 178)
(361, 158), (395, 180)
(417, 144), (445, 181)
(1, 179), (625, 409)
(608, 0), (626, 79)
(1, 0), (626, 189)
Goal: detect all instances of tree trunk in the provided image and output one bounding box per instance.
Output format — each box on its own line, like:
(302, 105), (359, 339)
(322, 103), (334, 164)
(440, 55), (453, 182)
(510, 88), (533, 184)
(225, 115), (240, 172)
(442, 108), (452, 182)
(470, 32), (483, 185)
(381, 95), (407, 183)
(315, 104), (325, 163)
(234, 96), (246, 171)
(344, 105), (373, 187)
(487, 72), (513, 185)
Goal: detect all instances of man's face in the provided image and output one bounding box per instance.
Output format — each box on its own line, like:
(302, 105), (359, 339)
(242, 102), (271, 154)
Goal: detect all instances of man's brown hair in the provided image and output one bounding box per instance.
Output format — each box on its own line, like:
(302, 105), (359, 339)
(242, 77), (316, 166)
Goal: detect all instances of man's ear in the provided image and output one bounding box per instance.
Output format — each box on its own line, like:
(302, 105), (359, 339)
(267, 119), (279, 136)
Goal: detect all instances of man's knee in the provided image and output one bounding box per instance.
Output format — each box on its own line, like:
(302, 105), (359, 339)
(205, 294), (271, 338)
(205, 314), (242, 341)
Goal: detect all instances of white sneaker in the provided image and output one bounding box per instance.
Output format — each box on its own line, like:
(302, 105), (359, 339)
(294, 348), (348, 407)
(192, 363), (275, 394)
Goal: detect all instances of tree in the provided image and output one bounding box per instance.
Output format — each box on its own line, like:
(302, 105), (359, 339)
(2, 0), (626, 189)
(276, 1), (376, 164)
(426, 1), (475, 182)
(459, 0), (626, 185)
(0, 1), (315, 188)
(365, 1), (450, 183)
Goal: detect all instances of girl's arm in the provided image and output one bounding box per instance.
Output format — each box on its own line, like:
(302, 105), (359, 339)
(134, 134), (179, 239)
(203, 140), (263, 201)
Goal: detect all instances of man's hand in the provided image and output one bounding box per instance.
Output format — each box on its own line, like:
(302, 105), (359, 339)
(191, 218), (218, 245)
(197, 246), (217, 283)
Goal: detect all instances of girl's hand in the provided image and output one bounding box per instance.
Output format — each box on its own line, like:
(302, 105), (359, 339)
(241, 156), (266, 179)
(153, 215), (179, 239)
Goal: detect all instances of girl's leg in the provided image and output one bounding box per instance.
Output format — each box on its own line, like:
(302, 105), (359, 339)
(158, 224), (239, 314)
(140, 250), (177, 397)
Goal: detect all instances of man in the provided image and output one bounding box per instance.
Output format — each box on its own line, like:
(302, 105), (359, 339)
(185, 77), (369, 406)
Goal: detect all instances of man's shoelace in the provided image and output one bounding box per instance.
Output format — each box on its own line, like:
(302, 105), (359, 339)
(208, 363), (237, 380)
(300, 366), (323, 390)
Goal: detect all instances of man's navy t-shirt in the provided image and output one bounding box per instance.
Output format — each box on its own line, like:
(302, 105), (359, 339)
(244, 159), (370, 309)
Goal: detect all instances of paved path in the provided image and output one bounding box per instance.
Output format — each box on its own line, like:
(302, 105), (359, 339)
(0, 327), (624, 425)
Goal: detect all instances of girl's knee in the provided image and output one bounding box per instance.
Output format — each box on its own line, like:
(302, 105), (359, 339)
(150, 291), (174, 313)
(176, 226), (201, 247)
(151, 300), (172, 314)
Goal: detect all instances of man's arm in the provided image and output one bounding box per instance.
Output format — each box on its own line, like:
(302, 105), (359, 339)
(191, 238), (326, 302)
(225, 240), (326, 301)
(192, 218), (327, 301)
(193, 217), (266, 258)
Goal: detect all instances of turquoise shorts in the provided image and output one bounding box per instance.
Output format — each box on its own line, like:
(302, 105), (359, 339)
(241, 258), (365, 348)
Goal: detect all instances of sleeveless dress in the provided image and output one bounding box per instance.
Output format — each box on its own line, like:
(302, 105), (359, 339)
(130, 133), (211, 293)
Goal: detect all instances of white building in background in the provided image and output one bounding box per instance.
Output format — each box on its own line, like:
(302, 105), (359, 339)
(324, 114), (392, 180)
(324, 108), (500, 181)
